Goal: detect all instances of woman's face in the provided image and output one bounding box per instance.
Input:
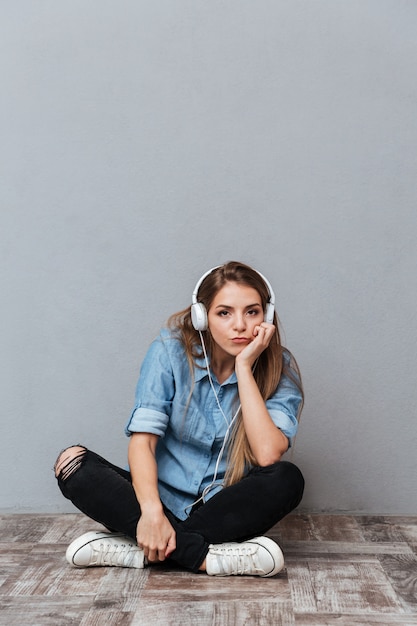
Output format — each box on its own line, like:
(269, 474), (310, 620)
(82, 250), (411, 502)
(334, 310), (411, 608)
(207, 281), (264, 361)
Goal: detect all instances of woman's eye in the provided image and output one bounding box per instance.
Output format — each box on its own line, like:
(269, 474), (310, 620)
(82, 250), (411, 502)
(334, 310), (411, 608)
(248, 309), (261, 316)
(218, 310), (230, 317)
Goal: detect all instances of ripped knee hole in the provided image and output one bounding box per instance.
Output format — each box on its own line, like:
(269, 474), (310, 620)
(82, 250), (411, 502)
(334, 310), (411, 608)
(54, 446), (87, 481)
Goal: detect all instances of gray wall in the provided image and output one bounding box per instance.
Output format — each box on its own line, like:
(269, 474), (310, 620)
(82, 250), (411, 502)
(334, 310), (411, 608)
(1, 1), (416, 514)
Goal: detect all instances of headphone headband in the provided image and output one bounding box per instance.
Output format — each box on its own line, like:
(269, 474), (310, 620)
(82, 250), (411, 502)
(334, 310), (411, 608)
(191, 265), (276, 330)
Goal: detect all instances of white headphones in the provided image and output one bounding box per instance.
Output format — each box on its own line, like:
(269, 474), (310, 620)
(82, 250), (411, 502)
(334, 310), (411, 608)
(191, 265), (276, 331)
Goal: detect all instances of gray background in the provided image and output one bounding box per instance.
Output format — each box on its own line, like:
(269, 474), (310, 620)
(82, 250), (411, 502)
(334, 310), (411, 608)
(1, 1), (416, 514)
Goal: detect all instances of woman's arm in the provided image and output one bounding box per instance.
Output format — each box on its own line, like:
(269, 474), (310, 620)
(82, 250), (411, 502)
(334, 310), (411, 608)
(235, 323), (289, 465)
(128, 432), (176, 562)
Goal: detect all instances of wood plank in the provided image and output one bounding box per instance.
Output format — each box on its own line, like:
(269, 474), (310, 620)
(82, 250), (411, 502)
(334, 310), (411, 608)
(270, 514), (316, 541)
(281, 539), (414, 556)
(38, 514), (104, 544)
(130, 599), (296, 626)
(0, 542), (37, 566)
(378, 553), (417, 612)
(0, 596), (94, 626)
(272, 514), (366, 543)
(0, 562), (104, 597)
(386, 519), (417, 551)
(289, 558), (404, 615)
(140, 565), (291, 602)
(94, 567), (149, 611)
(295, 613), (417, 625)
(358, 516), (414, 543)
(0, 515), (57, 543)
(79, 608), (136, 626)
(307, 514), (365, 542)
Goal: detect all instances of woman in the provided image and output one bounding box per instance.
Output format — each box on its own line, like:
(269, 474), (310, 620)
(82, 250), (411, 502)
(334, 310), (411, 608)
(55, 261), (304, 577)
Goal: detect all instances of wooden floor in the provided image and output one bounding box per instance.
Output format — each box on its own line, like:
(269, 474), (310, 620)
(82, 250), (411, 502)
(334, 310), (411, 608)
(0, 514), (416, 625)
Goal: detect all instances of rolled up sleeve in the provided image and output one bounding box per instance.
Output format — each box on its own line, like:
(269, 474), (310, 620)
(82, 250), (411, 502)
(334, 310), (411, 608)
(266, 360), (303, 442)
(126, 407), (169, 437)
(125, 334), (175, 437)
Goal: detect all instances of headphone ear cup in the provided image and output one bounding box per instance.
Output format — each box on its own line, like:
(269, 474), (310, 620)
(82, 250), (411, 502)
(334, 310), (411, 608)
(264, 302), (275, 324)
(191, 302), (208, 331)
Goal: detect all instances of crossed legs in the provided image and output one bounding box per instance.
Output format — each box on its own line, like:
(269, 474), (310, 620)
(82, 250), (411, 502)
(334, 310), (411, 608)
(55, 446), (304, 573)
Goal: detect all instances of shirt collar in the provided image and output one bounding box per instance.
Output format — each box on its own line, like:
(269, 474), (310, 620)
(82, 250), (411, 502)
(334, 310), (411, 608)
(193, 354), (238, 385)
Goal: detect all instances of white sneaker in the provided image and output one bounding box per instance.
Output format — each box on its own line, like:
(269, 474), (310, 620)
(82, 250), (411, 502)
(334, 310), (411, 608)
(66, 531), (146, 569)
(205, 536), (284, 577)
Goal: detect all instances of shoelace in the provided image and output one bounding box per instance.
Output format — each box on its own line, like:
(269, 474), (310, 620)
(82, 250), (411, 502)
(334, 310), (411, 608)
(213, 544), (263, 576)
(93, 540), (138, 567)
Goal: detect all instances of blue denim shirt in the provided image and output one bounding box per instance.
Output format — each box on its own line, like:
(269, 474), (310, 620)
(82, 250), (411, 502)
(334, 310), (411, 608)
(125, 328), (302, 520)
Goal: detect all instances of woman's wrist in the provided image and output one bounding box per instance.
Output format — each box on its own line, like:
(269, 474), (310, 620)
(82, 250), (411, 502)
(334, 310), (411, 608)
(235, 356), (255, 377)
(139, 497), (162, 509)
(132, 487), (164, 516)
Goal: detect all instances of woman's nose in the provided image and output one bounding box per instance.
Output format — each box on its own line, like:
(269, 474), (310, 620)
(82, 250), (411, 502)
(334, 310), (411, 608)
(233, 314), (246, 330)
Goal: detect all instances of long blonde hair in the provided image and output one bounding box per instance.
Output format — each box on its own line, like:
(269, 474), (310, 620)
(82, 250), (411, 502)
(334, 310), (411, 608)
(168, 261), (304, 486)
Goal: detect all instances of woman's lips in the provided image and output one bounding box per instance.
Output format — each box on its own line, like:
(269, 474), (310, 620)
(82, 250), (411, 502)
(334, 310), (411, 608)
(231, 337), (250, 344)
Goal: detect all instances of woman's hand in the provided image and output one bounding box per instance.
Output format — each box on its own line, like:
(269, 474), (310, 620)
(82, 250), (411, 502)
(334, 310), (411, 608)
(235, 322), (276, 370)
(136, 507), (176, 562)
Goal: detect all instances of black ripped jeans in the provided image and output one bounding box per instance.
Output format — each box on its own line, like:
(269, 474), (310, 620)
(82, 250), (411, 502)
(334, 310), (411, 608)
(55, 448), (304, 573)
